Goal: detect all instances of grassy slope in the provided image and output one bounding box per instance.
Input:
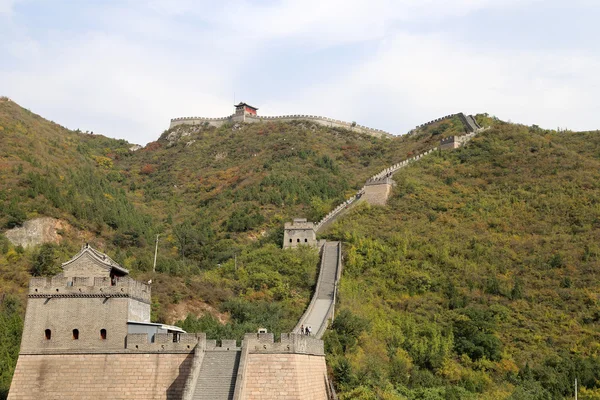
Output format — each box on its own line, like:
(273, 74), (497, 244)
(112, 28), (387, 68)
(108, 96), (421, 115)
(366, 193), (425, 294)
(324, 121), (600, 399)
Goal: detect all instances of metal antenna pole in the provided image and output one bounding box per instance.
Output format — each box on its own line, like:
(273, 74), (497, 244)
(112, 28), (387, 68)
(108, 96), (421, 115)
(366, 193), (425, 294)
(575, 378), (578, 400)
(153, 234), (159, 273)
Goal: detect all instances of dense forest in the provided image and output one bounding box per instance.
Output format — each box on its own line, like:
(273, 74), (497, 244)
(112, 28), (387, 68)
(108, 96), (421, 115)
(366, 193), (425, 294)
(1, 99), (599, 399)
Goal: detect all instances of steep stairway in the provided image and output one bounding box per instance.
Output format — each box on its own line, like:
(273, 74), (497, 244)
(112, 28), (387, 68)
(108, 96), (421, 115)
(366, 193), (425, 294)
(192, 350), (241, 400)
(295, 241), (341, 338)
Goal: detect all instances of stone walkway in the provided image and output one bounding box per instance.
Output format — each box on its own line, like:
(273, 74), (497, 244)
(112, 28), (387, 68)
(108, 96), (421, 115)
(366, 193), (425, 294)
(295, 241), (341, 338)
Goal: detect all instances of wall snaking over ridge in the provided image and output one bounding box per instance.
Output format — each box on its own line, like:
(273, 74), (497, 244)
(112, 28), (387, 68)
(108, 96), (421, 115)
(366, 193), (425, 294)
(169, 113), (393, 138)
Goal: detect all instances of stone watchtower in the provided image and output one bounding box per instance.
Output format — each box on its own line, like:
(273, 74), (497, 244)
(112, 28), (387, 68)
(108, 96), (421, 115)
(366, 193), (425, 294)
(283, 218), (317, 249)
(19, 244), (152, 353)
(440, 136), (460, 150)
(232, 102), (259, 123)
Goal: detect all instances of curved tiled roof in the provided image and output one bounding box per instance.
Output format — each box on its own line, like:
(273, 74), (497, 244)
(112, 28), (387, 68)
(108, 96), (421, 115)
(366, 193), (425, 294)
(61, 244), (129, 275)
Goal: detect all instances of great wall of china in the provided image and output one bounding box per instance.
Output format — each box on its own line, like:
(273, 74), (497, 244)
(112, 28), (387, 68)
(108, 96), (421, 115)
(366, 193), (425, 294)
(8, 113), (483, 400)
(170, 113), (393, 138)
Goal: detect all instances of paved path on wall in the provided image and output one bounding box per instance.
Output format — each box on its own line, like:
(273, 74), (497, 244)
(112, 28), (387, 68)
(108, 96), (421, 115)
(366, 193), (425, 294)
(295, 241), (341, 338)
(193, 350), (241, 400)
(315, 203), (359, 235)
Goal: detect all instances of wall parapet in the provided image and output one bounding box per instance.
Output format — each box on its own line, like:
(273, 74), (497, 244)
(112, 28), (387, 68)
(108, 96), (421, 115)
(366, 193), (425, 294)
(125, 332), (204, 353)
(169, 113), (393, 138)
(243, 333), (324, 356)
(28, 276), (151, 303)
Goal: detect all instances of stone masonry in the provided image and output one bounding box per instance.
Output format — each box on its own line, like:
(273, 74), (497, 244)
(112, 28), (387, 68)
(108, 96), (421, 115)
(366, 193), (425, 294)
(283, 218), (317, 249)
(8, 353), (193, 400)
(242, 354), (327, 400)
(169, 103), (393, 138)
(9, 245), (330, 400)
(361, 178), (393, 206)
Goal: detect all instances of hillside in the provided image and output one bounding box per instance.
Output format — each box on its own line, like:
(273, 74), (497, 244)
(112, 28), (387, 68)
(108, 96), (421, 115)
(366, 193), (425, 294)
(323, 123), (600, 399)
(0, 100), (471, 398)
(3, 99), (599, 399)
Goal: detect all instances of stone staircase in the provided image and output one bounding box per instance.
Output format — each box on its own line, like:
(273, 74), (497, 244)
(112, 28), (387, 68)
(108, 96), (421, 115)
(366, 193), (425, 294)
(192, 350), (241, 400)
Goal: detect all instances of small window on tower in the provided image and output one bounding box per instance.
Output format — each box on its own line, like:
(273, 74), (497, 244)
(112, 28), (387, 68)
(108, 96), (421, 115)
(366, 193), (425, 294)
(72, 329), (79, 340)
(297, 239), (300, 243)
(45, 329), (51, 340)
(100, 329), (107, 340)
(289, 239), (292, 243)
(305, 239), (308, 242)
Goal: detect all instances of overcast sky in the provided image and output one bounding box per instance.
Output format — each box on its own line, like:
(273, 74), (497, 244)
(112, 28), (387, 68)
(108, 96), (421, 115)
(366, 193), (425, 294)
(1, 0), (598, 144)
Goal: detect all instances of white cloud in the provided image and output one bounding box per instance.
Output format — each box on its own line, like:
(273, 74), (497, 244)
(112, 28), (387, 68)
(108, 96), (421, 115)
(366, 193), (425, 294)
(260, 30), (600, 134)
(0, 0), (598, 143)
(0, 0), (18, 14)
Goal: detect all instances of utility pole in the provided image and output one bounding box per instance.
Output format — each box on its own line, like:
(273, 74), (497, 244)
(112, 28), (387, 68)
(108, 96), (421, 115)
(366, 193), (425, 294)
(575, 378), (578, 400)
(153, 234), (159, 273)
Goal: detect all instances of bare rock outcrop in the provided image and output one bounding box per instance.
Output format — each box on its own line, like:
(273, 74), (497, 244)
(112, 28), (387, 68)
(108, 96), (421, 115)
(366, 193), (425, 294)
(4, 217), (67, 248)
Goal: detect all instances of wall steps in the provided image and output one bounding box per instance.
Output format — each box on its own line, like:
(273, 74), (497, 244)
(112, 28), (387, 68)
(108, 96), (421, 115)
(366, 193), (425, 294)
(192, 350), (241, 400)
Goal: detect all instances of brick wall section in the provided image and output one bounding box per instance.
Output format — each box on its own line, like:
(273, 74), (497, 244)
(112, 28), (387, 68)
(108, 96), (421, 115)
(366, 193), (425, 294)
(20, 297), (131, 353)
(242, 353), (327, 400)
(8, 353), (193, 400)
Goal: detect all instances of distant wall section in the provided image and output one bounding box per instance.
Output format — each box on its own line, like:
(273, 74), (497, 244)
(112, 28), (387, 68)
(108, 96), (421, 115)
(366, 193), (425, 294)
(361, 178), (393, 206)
(169, 114), (393, 138)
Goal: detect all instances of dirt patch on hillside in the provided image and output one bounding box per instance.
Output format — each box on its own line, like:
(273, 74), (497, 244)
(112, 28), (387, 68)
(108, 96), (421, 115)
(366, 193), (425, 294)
(165, 299), (230, 325)
(4, 217), (69, 248)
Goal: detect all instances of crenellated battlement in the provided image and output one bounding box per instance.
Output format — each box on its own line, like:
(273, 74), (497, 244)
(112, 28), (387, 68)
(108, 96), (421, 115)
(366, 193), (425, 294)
(440, 135), (457, 144)
(169, 112), (393, 138)
(413, 113), (460, 131)
(28, 276), (151, 304)
(125, 332), (204, 353)
(243, 333), (324, 356)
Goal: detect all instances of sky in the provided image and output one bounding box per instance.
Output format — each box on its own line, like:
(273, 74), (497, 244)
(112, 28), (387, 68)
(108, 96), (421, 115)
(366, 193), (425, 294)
(1, 0), (598, 144)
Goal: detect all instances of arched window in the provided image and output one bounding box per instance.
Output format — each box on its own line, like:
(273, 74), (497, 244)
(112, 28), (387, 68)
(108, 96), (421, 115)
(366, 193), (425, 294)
(100, 329), (107, 340)
(72, 329), (79, 340)
(289, 239), (292, 243)
(297, 238), (300, 243)
(304, 238), (308, 242)
(45, 329), (51, 340)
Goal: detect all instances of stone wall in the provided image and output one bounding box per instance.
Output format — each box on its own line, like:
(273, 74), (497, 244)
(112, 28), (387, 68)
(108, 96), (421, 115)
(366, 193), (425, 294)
(125, 333), (203, 353)
(283, 219), (317, 249)
(242, 353), (327, 400)
(169, 114), (393, 138)
(23, 276), (151, 353)
(361, 181), (392, 206)
(8, 353), (193, 400)
(234, 333), (327, 400)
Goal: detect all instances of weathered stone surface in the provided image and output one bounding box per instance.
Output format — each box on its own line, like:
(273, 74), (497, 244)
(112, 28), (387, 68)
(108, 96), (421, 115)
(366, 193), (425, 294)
(4, 217), (66, 248)
(8, 353), (193, 400)
(242, 353), (327, 400)
(361, 182), (392, 206)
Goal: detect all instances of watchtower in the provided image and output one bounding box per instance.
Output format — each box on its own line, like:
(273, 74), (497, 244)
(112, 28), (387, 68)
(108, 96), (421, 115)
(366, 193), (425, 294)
(234, 102), (258, 117)
(20, 244), (153, 353)
(440, 136), (460, 150)
(283, 218), (317, 249)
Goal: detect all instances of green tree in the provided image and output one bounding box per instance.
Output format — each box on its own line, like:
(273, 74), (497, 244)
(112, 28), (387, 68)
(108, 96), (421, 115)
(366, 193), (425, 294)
(30, 243), (60, 276)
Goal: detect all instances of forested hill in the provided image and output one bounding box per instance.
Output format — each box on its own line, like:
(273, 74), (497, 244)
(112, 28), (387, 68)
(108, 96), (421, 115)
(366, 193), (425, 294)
(0, 99), (468, 398)
(2, 98), (599, 399)
(322, 123), (600, 399)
